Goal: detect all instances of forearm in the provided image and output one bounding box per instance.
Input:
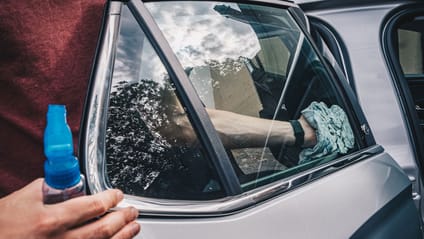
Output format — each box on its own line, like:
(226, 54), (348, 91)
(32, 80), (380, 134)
(207, 109), (315, 149)
(216, 115), (294, 148)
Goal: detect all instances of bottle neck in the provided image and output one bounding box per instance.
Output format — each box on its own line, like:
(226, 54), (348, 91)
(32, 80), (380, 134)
(44, 104), (81, 189)
(44, 104), (73, 157)
(47, 105), (67, 127)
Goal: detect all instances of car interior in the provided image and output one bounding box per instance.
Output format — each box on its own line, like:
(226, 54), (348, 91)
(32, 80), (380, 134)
(395, 15), (424, 132)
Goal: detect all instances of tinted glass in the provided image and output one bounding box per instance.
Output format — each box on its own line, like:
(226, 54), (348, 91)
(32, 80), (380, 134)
(396, 16), (424, 130)
(397, 19), (424, 75)
(147, 2), (358, 191)
(106, 6), (225, 200)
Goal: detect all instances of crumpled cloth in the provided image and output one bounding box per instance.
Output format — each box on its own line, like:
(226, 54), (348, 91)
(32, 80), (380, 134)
(298, 101), (355, 164)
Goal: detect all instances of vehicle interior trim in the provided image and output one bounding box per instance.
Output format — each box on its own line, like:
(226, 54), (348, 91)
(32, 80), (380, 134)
(81, 1), (122, 194)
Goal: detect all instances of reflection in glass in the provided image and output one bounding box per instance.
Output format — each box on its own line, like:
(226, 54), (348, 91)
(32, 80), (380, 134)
(106, 1), (355, 198)
(106, 6), (224, 200)
(147, 2), (352, 190)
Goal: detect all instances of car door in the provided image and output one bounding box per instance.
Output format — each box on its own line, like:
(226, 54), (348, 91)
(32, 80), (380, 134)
(383, 3), (424, 221)
(298, 0), (424, 228)
(79, 1), (423, 238)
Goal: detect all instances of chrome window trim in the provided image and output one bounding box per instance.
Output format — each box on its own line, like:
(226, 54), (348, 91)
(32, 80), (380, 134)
(114, 146), (382, 217)
(81, 0), (381, 217)
(82, 1), (123, 194)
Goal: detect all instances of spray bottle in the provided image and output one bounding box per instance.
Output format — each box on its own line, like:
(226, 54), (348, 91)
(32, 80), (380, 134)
(42, 104), (86, 204)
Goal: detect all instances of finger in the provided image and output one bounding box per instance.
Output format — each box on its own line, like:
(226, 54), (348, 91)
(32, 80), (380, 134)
(64, 207), (139, 239)
(50, 189), (124, 227)
(111, 222), (141, 239)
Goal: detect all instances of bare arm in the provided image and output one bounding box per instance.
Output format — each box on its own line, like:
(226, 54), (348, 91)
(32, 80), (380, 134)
(207, 108), (316, 149)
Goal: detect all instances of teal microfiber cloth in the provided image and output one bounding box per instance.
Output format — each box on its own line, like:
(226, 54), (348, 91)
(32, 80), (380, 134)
(299, 101), (355, 164)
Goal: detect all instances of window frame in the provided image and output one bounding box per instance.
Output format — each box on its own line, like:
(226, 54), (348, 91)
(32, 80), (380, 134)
(305, 16), (375, 148)
(308, 17), (356, 94)
(382, 4), (424, 182)
(80, 0), (382, 217)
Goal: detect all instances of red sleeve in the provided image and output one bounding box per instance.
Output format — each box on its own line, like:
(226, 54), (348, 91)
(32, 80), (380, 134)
(0, 0), (106, 196)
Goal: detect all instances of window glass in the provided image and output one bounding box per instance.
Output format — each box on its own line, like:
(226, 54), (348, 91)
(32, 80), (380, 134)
(396, 16), (424, 129)
(147, 2), (358, 191)
(106, 6), (225, 200)
(397, 20), (424, 75)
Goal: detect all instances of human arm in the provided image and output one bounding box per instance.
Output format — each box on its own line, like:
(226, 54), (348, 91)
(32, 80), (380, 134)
(167, 108), (317, 149)
(0, 178), (140, 239)
(206, 108), (316, 149)
(208, 101), (355, 164)
(163, 100), (353, 164)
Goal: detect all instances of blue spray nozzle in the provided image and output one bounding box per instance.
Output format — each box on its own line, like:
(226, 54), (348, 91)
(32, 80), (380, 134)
(44, 105), (73, 158)
(44, 104), (81, 189)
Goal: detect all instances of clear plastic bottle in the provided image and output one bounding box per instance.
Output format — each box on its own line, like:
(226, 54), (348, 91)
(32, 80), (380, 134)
(42, 104), (86, 204)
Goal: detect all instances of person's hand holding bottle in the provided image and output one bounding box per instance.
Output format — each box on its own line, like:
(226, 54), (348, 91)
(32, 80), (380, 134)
(0, 178), (140, 239)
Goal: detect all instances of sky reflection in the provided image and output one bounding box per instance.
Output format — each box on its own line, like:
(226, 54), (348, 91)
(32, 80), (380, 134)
(146, 2), (260, 68)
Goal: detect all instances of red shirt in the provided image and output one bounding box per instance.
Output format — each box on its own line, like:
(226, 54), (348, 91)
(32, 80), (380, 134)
(0, 0), (105, 196)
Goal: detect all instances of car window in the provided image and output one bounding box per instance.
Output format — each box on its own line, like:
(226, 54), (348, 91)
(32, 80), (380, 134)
(146, 2), (359, 191)
(394, 15), (424, 131)
(397, 19), (423, 76)
(106, 6), (225, 200)
(105, 1), (361, 200)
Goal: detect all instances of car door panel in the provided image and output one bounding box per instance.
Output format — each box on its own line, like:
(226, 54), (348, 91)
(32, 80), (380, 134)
(135, 152), (414, 239)
(80, 1), (423, 238)
(303, 0), (424, 222)
(352, 186), (421, 239)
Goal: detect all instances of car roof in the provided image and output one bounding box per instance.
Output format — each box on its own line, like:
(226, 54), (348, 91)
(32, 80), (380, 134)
(293, 0), (416, 11)
(294, 0), (410, 3)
